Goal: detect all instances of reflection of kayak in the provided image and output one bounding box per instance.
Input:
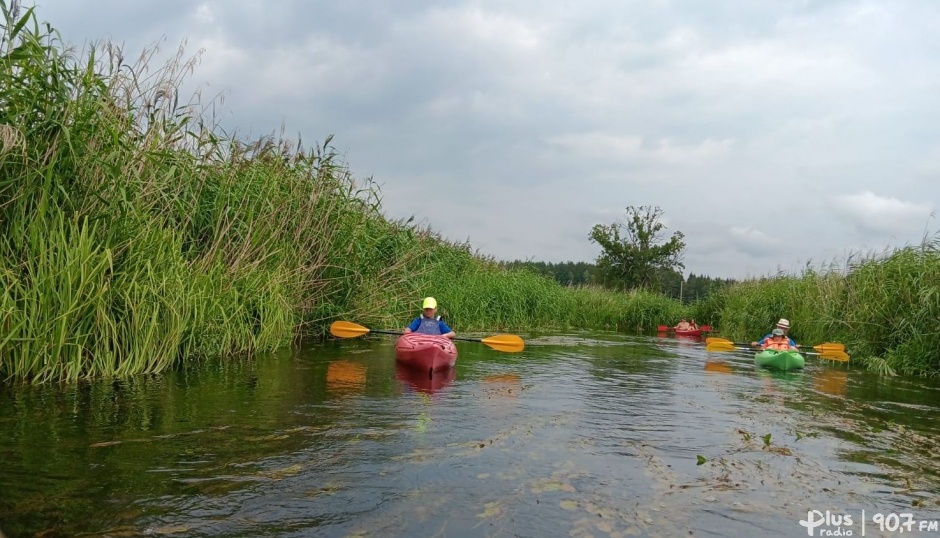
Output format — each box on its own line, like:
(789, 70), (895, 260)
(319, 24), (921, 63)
(395, 333), (458, 374)
(754, 350), (805, 370)
(395, 362), (456, 394)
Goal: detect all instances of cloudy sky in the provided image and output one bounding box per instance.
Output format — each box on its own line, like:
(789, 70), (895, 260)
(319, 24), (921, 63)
(28, 0), (940, 278)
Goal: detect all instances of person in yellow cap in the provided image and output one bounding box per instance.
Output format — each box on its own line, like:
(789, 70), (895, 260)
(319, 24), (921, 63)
(404, 297), (455, 338)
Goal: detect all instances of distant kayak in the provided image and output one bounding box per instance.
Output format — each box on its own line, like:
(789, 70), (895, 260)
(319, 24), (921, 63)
(674, 328), (704, 337)
(754, 349), (805, 370)
(657, 325), (711, 337)
(395, 333), (458, 374)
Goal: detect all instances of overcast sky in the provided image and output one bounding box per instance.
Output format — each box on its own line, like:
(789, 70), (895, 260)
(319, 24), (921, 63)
(28, 0), (940, 279)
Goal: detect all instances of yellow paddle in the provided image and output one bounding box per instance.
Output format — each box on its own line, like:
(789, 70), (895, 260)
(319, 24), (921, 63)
(704, 341), (850, 362)
(329, 321), (525, 353)
(705, 337), (845, 354)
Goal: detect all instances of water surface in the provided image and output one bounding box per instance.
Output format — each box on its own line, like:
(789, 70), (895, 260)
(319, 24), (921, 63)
(1, 331), (939, 537)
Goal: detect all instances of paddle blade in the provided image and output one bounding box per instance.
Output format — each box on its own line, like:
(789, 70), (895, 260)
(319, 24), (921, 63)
(813, 343), (846, 353)
(329, 321), (371, 338)
(818, 350), (850, 362)
(480, 334), (525, 353)
(705, 342), (738, 352)
(705, 337), (733, 346)
(700, 325), (712, 332)
(657, 325), (671, 332)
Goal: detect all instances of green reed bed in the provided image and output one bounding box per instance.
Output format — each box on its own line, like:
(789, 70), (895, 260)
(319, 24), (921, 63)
(0, 3), (421, 382)
(402, 249), (686, 334)
(710, 239), (940, 377)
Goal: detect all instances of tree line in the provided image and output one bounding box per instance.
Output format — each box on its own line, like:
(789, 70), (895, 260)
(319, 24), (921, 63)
(501, 205), (736, 303)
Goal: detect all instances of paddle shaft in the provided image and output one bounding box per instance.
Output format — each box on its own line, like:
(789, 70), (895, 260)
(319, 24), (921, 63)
(367, 328), (487, 344)
(329, 321), (525, 352)
(705, 342), (849, 361)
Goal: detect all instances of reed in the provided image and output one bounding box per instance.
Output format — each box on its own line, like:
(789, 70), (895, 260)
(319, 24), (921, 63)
(0, 3), (415, 382)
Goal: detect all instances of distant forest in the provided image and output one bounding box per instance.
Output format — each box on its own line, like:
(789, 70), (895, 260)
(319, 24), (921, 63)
(500, 260), (736, 304)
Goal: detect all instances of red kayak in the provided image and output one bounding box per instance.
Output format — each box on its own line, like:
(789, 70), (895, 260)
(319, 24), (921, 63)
(395, 362), (456, 393)
(395, 333), (458, 374)
(674, 328), (704, 337)
(657, 325), (711, 338)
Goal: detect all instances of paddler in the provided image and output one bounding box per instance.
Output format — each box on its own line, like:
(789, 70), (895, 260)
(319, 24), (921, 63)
(761, 328), (798, 351)
(404, 297), (456, 338)
(751, 318), (798, 349)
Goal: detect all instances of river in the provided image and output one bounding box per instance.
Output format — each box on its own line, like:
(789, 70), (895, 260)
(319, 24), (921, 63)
(1, 330), (939, 537)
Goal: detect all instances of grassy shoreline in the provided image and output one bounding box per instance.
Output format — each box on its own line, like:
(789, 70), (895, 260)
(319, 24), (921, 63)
(2, 3), (938, 382)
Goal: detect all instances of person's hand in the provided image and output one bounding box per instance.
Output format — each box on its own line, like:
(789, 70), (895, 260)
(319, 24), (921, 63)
(750, 341), (758, 347)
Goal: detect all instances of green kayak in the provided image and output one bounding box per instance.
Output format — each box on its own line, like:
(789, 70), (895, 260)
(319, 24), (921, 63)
(754, 349), (805, 370)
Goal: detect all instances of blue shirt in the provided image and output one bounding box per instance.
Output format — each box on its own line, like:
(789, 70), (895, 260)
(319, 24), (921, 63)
(408, 316), (453, 335)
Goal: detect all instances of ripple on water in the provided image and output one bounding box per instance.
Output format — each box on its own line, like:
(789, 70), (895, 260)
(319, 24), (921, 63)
(2, 332), (940, 537)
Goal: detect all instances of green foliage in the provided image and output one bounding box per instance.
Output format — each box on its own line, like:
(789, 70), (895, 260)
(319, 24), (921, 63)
(0, 3), (403, 382)
(661, 271), (736, 304)
(589, 205), (686, 291)
(500, 260), (599, 287)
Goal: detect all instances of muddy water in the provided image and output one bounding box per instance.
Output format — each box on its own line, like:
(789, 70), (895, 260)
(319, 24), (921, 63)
(1, 330), (939, 537)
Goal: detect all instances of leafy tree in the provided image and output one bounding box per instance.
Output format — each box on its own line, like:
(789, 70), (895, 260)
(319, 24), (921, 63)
(589, 205), (686, 291)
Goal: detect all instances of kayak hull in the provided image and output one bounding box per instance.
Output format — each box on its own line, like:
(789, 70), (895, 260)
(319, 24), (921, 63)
(674, 328), (703, 337)
(754, 350), (805, 370)
(395, 333), (458, 374)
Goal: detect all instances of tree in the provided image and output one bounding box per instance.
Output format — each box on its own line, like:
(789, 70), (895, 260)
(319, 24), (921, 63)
(588, 205), (686, 291)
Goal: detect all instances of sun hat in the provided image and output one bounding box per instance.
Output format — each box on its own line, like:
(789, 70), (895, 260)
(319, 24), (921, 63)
(772, 328), (785, 336)
(422, 297), (437, 309)
(776, 318), (790, 329)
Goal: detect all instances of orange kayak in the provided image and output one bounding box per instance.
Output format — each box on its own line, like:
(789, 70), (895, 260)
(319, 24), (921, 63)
(395, 333), (458, 374)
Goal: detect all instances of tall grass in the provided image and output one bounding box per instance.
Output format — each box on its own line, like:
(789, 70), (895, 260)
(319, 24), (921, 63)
(0, 3), (423, 382)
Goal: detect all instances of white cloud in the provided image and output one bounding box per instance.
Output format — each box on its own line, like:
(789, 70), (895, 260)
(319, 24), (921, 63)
(728, 226), (778, 257)
(832, 191), (934, 236)
(545, 133), (733, 165)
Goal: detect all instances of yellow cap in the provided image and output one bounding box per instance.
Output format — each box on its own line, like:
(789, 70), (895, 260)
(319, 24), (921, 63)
(422, 297), (437, 309)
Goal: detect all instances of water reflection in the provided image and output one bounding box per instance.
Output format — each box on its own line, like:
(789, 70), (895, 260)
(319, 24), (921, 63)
(326, 360), (367, 394)
(2, 332), (940, 537)
(703, 359), (732, 374)
(394, 362), (455, 394)
(815, 367), (849, 397)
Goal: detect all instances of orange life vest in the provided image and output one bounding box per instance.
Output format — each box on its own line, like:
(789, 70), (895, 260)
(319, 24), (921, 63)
(763, 337), (790, 351)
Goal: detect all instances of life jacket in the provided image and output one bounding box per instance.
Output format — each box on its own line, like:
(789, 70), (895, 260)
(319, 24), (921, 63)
(763, 338), (790, 351)
(413, 315), (443, 335)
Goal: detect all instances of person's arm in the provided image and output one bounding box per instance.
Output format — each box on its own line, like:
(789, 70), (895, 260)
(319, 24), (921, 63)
(439, 320), (455, 339)
(405, 318), (419, 333)
(752, 334), (769, 347)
